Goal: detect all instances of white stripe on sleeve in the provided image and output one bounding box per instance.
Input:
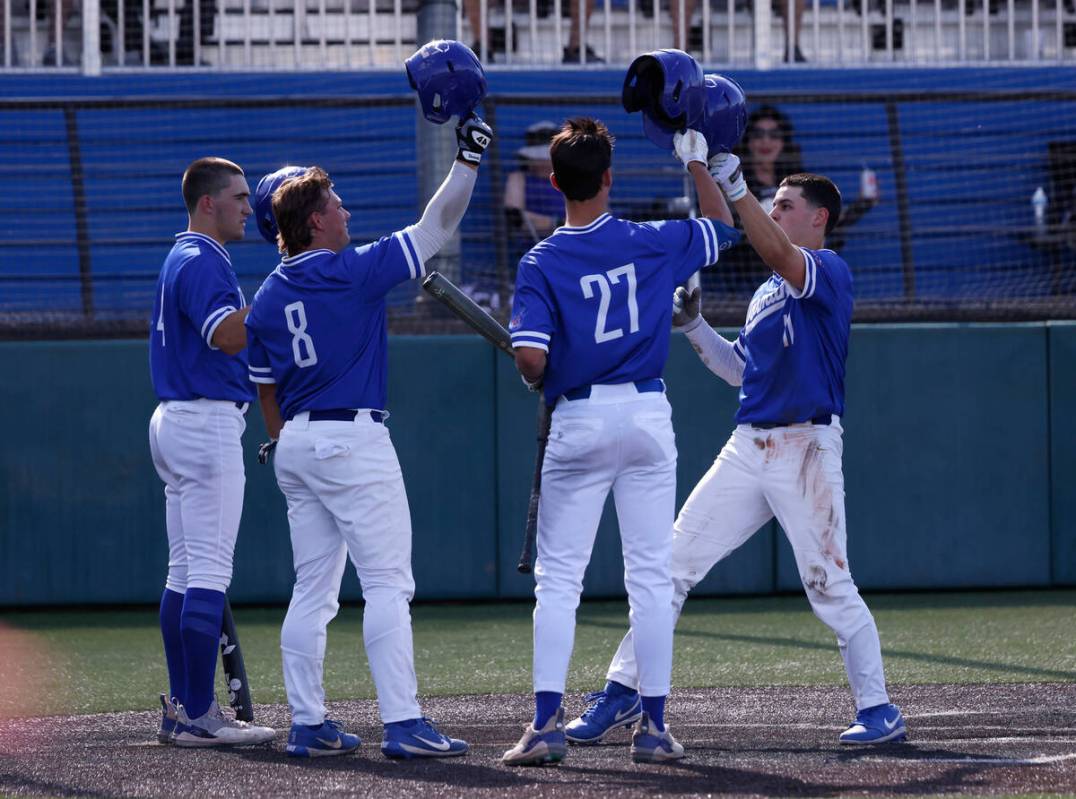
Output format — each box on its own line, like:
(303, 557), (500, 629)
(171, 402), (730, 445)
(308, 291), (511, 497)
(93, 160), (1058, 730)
(201, 305), (237, 349)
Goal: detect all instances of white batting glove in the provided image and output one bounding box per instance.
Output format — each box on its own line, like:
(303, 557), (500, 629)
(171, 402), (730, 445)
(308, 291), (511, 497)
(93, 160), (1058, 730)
(671, 285), (703, 332)
(456, 115), (493, 167)
(708, 152), (748, 201)
(673, 129), (709, 171)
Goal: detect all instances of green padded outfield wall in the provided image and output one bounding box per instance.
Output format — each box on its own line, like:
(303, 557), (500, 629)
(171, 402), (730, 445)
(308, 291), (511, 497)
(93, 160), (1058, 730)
(776, 323), (1053, 591)
(0, 338), (499, 606)
(1050, 322), (1076, 586)
(0, 324), (1067, 606)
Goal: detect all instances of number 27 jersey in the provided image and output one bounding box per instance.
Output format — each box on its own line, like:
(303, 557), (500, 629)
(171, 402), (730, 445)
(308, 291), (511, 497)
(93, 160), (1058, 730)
(509, 213), (739, 404)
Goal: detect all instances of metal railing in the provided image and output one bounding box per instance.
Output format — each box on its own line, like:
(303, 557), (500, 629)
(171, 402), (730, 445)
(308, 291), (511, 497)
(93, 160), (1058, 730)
(0, 0), (1072, 71)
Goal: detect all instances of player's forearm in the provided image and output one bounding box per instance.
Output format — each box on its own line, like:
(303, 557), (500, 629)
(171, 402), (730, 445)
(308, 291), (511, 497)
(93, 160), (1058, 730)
(515, 347), (547, 386)
(682, 320), (744, 386)
(690, 162), (734, 228)
(212, 307), (251, 355)
(257, 383), (283, 440)
(405, 161), (478, 264)
(733, 192), (805, 288)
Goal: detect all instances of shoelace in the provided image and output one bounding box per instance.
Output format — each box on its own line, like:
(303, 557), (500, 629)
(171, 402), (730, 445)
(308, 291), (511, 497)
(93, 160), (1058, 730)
(579, 691), (609, 721)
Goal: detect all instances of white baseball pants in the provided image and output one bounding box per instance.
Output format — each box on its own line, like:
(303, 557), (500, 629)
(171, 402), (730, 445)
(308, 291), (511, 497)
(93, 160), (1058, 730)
(273, 411), (421, 726)
(605, 419), (890, 711)
(148, 399), (247, 594)
(534, 384), (678, 698)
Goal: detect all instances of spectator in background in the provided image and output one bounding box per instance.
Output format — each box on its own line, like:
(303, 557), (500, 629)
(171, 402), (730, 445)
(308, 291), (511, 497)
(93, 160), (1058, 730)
(671, 0), (806, 62)
(709, 104), (877, 297)
(463, 0), (603, 63)
(504, 120), (563, 243)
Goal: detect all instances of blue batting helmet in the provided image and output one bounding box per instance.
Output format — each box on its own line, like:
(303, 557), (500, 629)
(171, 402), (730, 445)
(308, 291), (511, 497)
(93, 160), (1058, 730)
(254, 166), (308, 244)
(622, 49), (706, 148)
(640, 73), (748, 156)
(405, 39), (487, 125)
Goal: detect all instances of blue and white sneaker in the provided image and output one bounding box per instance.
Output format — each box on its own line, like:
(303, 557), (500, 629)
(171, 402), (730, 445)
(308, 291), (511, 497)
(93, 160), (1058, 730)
(286, 719), (361, 758)
(502, 707), (567, 766)
(839, 703), (908, 745)
(381, 717), (468, 759)
(174, 699), (277, 748)
(158, 694), (178, 744)
(566, 687), (643, 744)
(630, 712), (685, 763)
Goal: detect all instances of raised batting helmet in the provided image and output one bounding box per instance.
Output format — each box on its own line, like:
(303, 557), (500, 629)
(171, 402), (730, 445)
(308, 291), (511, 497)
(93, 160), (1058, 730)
(405, 39), (487, 125)
(622, 49), (706, 148)
(254, 165), (308, 244)
(640, 73), (748, 156)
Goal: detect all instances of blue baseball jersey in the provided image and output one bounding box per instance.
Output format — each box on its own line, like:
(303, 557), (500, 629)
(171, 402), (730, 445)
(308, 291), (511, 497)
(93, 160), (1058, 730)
(509, 213), (739, 404)
(149, 232), (253, 402)
(733, 247), (853, 425)
(244, 231), (424, 421)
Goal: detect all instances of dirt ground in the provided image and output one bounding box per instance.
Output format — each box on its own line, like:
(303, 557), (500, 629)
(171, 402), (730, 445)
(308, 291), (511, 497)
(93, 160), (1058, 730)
(1, 683), (1074, 798)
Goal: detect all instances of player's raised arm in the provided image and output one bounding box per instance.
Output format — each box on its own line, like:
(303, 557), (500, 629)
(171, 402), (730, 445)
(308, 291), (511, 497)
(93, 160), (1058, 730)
(710, 152), (807, 290)
(402, 115), (493, 265)
(672, 130), (734, 228)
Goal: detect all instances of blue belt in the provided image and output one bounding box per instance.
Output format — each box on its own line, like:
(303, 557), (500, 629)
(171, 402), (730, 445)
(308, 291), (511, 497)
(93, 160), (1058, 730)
(307, 409), (387, 424)
(563, 378), (665, 401)
(752, 414), (832, 430)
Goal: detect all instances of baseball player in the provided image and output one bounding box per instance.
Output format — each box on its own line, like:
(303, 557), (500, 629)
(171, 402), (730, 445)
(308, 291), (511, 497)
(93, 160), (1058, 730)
(501, 119), (739, 767)
(148, 157), (276, 747)
(243, 116), (493, 759)
(565, 157), (908, 746)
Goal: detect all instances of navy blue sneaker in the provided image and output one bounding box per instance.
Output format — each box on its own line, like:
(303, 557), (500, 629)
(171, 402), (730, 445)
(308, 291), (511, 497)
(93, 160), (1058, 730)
(381, 717), (468, 759)
(566, 687), (642, 744)
(158, 694), (178, 744)
(502, 707), (567, 766)
(630, 711), (685, 763)
(839, 703), (908, 744)
(286, 719), (361, 758)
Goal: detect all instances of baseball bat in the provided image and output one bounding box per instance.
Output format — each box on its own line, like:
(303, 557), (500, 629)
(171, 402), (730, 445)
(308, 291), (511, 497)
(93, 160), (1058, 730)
(220, 598), (254, 722)
(422, 272), (514, 357)
(517, 396), (552, 574)
(420, 270), (550, 576)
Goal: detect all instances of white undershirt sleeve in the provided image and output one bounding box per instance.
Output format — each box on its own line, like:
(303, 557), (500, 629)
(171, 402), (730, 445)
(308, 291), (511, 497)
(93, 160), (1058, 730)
(403, 161), (478, 264)
(679, 317), (745, 387)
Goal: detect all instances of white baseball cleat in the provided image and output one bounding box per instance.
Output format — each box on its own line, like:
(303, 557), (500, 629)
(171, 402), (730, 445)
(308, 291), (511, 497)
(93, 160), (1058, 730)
(174, 699), (276, 748)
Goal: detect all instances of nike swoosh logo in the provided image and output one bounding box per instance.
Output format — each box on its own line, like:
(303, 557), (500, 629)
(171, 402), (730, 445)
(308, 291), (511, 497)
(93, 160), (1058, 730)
(883, 716), (900, 731)
(413, 734), (451, 751)
(316, 737), (343, 749)
(614, 707), (638, 723)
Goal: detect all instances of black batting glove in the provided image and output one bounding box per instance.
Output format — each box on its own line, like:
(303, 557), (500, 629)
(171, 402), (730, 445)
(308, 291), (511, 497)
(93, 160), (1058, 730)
(456, 115), (493, 167)
(257, 439), (277, 465)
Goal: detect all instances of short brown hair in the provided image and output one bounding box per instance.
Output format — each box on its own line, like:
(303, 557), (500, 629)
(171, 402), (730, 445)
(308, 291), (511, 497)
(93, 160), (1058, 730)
(781, 173), (843, 235)
(272, 166), (332, 255)
(181, 157), (244, 215)
(550, 117), (614, 202)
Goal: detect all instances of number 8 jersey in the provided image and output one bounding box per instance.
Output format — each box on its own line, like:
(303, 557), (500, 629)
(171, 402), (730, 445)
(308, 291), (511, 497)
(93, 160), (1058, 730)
(244, 230), (425, 421)
(509, 213), (739, 404)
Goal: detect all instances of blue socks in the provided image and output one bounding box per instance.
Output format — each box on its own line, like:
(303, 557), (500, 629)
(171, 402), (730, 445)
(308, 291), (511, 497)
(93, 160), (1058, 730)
(159, 589), (186, 707)
(180, 588), (225, 720)
(534, 691), (563, 730)
(641, 695), (666, 732)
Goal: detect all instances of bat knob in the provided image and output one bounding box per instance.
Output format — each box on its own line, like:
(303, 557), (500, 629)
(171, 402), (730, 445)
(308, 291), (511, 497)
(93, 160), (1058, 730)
(516, 563), (533, 575)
